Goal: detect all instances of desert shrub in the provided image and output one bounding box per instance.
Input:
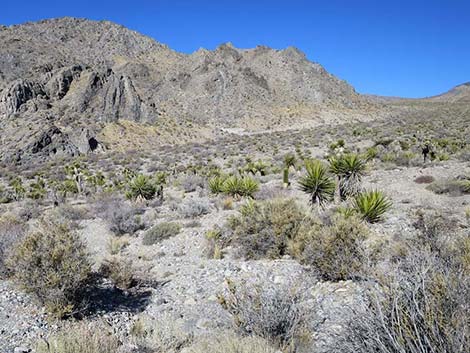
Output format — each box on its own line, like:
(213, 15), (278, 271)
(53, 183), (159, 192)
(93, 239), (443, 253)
(181, 174), (205, 193)
(131, 314), (194, 353)
(7, 219), (92, 318)
(426, 178), (470, 196)
(219, 278), (310, 350)
(337, 251), (469, 353)
(329, 153), (367, 198)
(414, 175), (435, 184)
(205, 228), (223, 259)
(96, 196), (145, 236)
(226, 198), (311, 259)
(178, 197), (211, 218)
(298, 160), (335, 207)
(36, 321), (121, 353)
(293, 215), (370, 281)
(126, 174), (157, 200)
(100, 256), (135, 290)
(0, 215), (27, 277)
(143, 222), (181, 245)
(186, 332), (278, 353)
(354, 190), (392, 223)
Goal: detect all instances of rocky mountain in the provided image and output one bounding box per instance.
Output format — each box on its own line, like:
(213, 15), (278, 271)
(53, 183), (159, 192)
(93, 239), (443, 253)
(0, 17), (376, 164)
(0, 17), (462, 165)
(425, 82), (470, 103)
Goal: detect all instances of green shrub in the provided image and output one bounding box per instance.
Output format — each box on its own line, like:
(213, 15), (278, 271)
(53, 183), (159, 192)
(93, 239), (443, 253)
(7, 219), (92, 318)
(143, 222), (181, 245)
(126, 174), (158, 200)
(222, 176), (259, 198)
(354, 190), (392, 223)
(226, 199), (311, 259)
(292, 215), (369, 280)
(298, 160), (335, 207)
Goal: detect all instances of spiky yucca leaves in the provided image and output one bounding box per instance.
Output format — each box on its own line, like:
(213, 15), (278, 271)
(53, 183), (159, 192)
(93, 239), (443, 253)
(298, 160), (335, 207)
(126, 174), (157, 201)
(329, 154), (367, 199)
(354, 190), (392, 223)
(209, 175), (227, 194)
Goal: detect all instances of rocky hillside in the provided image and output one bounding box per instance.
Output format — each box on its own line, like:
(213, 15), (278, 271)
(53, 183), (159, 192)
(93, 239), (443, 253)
(424, 82), (470, 103)
(0, 17), (374, 164)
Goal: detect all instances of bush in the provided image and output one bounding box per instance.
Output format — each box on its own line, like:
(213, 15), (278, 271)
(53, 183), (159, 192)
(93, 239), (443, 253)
(0, 215), (27, 277)
(337, 251), (469, 353)
(426, 178), (470, 196)
(143, 222), (181, 245)
(100, 256), (135, 289)
(178, 197), (211, 218)
(219, 278), (310, 350)
(96, 196), (145, 236)
(292, 215), (370, 281)
(36, 321), (121, 353)
(414, 175), (435, 184)
(186, 332), (278, 353)
(131, 314), (194, 353)
(354, 190), (392, 223)
(226, 199), (311, 259)
(181, 174), (205, 193)
(298, 160), (335, 207)
(7, 219), (92, 318)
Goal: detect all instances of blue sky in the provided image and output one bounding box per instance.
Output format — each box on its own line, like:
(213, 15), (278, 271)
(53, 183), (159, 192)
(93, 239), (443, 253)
(1, 0), (468, 98)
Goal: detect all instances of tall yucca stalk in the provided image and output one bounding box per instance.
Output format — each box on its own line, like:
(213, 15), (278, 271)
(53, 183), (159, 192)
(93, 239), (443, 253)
(329, 153), (367, 199)
(354, 190), (392, 223)
(298, 160), (336, 207)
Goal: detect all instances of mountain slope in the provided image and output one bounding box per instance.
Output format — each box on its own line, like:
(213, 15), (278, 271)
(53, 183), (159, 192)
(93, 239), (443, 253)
(0, 17), (376, 163)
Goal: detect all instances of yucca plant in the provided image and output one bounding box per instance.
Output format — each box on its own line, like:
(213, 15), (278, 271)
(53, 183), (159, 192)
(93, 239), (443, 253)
(298, 160), (336, 207)
(209, 175), (228, 194)
(221, 176), (259, 198)
(354, 190), (392, 223)
(126, 174), (157, 201)
(329, 153), (367, 199)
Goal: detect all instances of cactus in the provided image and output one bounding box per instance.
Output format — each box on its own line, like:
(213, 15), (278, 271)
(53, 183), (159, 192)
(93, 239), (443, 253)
(283, 167), (290, 188)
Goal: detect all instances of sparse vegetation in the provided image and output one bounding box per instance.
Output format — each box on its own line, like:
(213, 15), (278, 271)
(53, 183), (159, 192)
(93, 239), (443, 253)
(143, 222), (182, 245)
(7, 219), (92, 318)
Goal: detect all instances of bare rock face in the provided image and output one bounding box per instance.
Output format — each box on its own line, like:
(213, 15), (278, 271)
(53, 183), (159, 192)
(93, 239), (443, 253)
(0, 79), (46, 117)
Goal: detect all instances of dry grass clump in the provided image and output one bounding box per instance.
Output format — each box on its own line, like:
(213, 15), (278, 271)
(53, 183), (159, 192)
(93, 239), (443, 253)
(185, 332), (278, 353)
(142, 222), (182, 245)
(36, 321), (121, 353)
(130, 314), (194, 353)
(426, 178), (470, 196)
(99, 256), (135, 290)
(7, 219), (92, 318)
(219, 278), (311, 351)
